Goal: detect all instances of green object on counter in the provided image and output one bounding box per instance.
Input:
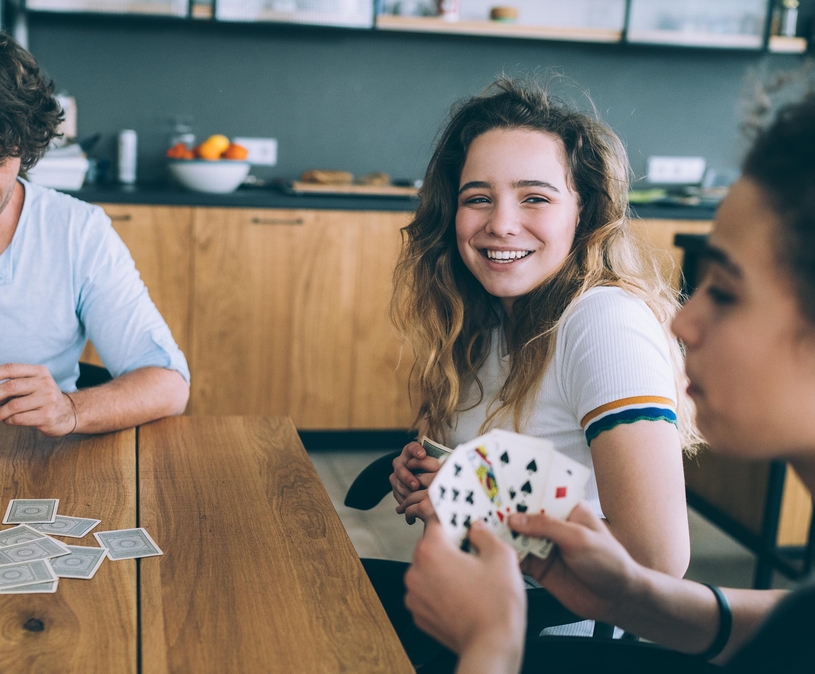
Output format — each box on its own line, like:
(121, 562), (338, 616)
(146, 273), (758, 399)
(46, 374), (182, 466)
(628, 188), (667, 204)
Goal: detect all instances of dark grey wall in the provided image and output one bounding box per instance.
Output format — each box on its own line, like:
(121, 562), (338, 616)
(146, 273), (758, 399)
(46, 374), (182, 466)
(26, 14), (805, 184)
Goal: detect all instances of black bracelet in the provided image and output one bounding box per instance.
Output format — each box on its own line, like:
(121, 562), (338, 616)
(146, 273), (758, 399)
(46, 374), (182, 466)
(697, 583), (732, 661)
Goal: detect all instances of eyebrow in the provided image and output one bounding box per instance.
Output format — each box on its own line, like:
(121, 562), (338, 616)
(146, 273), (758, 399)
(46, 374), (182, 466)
(699, 243), (743, 279)
(457, 180), (561, 196)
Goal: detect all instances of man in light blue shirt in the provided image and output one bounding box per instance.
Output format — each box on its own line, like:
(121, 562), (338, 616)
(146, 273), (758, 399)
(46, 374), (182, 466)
(0, 33), (189, 436)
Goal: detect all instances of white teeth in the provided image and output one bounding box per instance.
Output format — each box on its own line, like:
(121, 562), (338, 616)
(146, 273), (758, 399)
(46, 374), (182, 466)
(485, 250), (531, 262)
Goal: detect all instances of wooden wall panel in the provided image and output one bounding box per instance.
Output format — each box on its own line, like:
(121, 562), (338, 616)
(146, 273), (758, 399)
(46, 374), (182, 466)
(629, 218), (713, 291)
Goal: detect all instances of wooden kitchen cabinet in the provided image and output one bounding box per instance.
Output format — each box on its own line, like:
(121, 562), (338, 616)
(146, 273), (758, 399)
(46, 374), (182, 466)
(628, 218), (713, 291)
(81, 204), (193, 366)
(187, 207), (413, 429)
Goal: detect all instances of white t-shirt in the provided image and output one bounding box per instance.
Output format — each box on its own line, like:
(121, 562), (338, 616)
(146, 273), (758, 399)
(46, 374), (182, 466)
(447, 286), (678, 519)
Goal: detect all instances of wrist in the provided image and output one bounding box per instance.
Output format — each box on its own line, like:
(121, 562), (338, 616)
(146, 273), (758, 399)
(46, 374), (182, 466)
(457, 627), (523, 674)
(63, 392), (79, 435)
(608, 559), (654, 626)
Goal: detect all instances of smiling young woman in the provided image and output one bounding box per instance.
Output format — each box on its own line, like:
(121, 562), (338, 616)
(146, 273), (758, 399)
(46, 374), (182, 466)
(378, 77), (699, 653)
(404, 93), (815, 674)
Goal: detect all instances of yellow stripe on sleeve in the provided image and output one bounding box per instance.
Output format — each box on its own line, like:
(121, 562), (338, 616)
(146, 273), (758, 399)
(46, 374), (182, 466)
(580, 395), (676, 429)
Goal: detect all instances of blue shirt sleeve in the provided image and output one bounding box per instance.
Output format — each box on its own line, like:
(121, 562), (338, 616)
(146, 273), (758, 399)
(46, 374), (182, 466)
(74, 209), (190, 384)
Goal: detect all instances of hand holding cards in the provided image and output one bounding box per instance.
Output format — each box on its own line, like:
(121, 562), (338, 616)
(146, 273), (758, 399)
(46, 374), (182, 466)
(428, 430), (590, 560)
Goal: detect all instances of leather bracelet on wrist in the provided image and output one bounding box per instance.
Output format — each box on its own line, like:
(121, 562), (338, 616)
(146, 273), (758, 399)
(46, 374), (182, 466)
(65, 392), (79, 435)
(697, 583), (732, 661)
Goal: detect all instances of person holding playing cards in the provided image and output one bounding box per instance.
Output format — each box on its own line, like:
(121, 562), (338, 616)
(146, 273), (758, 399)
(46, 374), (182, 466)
(406, 95), (815, 672)
(385, 77), (696, 640)
(0, 34), (190, 436)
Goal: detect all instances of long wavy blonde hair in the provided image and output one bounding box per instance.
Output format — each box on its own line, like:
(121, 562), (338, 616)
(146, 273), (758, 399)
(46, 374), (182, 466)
(391, 77), (699, 452)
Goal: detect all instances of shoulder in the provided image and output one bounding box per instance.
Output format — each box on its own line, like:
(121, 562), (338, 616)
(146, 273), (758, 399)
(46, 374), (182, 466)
(23, 180), (111, 237)
(559, 286), (665, 342)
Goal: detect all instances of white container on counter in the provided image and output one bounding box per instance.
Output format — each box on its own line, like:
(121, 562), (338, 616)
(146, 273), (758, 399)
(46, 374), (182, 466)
(27, 155), (90, 190)
(118, 129), (137, 184)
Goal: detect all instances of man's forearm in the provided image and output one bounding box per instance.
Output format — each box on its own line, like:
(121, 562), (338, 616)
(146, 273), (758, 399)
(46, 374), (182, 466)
(614, 568), (786, 663)
(70, 367), (189, 434)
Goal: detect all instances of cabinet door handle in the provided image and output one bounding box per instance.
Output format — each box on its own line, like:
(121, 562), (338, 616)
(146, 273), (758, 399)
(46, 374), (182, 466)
(108, 214), (132, 222)
(251, 217), (304, 226)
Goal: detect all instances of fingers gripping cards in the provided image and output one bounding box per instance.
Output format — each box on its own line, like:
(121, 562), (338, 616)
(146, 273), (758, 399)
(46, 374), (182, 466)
(429, 429), (590, 559)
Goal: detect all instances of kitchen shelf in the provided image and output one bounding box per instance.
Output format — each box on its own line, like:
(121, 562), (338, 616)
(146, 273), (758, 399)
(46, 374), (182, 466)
(625, 28), (763, 50)
(375, 14), (623, 44)
(768, 35), (809, 53)
(24, 0), (186, 16)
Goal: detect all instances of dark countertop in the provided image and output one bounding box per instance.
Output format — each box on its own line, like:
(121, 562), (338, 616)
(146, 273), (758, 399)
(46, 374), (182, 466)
(62, 183), (718, 220)
(63, 183), (420, 212)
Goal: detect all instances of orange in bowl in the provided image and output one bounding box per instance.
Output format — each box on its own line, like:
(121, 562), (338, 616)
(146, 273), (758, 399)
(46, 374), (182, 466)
(222, 143), (249, 160)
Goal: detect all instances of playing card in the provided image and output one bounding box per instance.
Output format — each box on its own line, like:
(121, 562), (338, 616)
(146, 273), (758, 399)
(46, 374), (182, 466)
(94, 528), (163, 560)
(528, 452), (591, 559)
(490, 430), (554, 557)
(0, 579), (59, 593)
(428, 452), (502, 552)
(0, 524), (47, 547)
(0, 536), (71, 564)
(33, 515), (101, 539)
(3, 499), (59, 524)
(491, 430), (553, 516)
(458, 434), (510, 522)
(49, 545), (107, 579)
(429, 431), (591, 560)
(0, 559), (57, 589)
(420, 436), (452, 461)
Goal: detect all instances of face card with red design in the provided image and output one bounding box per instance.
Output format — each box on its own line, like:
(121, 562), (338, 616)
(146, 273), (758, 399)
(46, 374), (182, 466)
(459, 434), (509, 522)
(528, 451), (591, 559)
(429, 450), (503, 552)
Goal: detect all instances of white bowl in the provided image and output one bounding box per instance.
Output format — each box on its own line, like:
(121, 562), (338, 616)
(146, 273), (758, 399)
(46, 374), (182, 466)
(168, 159), (250, 194)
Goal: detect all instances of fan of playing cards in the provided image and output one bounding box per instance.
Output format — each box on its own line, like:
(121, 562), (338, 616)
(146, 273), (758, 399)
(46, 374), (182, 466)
(425, 430), (591, 559)
(0, 498), (163, 594)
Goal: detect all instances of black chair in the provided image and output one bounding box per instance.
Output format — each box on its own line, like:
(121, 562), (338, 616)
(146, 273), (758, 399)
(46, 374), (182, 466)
(77, 362), (112, 389)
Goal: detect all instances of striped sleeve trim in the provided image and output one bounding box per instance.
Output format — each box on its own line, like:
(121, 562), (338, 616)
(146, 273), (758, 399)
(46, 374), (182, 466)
(581, 396), (677, 446)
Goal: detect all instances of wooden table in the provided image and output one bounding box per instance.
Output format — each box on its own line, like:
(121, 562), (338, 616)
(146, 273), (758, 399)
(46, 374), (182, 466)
(0, 417), (413, 673)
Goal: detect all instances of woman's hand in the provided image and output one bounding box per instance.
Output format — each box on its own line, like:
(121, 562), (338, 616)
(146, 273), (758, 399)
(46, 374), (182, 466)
(390, 440), (441, 524)
(510, 503), (643, 625)
(405, 520), (526, 674)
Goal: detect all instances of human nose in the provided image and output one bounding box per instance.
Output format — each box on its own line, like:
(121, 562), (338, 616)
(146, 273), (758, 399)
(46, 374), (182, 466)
(671, 290), (703, 349)
(484, 200), (521, 238)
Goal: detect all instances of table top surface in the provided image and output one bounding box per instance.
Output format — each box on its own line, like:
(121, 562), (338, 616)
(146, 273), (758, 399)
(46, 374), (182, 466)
(0, 416), (413, 674)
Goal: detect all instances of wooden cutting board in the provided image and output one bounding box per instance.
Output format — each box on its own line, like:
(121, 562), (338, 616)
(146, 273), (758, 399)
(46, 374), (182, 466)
(287, 181), (419, 197)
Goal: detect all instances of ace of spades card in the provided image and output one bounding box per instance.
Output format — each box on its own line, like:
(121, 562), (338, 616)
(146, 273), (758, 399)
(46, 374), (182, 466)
(428, 451), (503, 552)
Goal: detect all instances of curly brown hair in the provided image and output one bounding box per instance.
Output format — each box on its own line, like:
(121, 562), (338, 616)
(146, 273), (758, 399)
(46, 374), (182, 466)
(743, 93), (815, 327)
(0, 32), (63, 171)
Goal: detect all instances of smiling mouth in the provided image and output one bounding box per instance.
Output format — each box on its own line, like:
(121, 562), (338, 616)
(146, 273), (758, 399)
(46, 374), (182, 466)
(482, 249), (533, 263)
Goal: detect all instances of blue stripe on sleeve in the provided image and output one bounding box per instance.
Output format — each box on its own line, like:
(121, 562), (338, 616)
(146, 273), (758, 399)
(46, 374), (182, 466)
(585, 406), (678, 446)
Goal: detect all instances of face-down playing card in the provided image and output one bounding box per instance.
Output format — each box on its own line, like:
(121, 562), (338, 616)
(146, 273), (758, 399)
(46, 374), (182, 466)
(428, 449), (503, 552)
